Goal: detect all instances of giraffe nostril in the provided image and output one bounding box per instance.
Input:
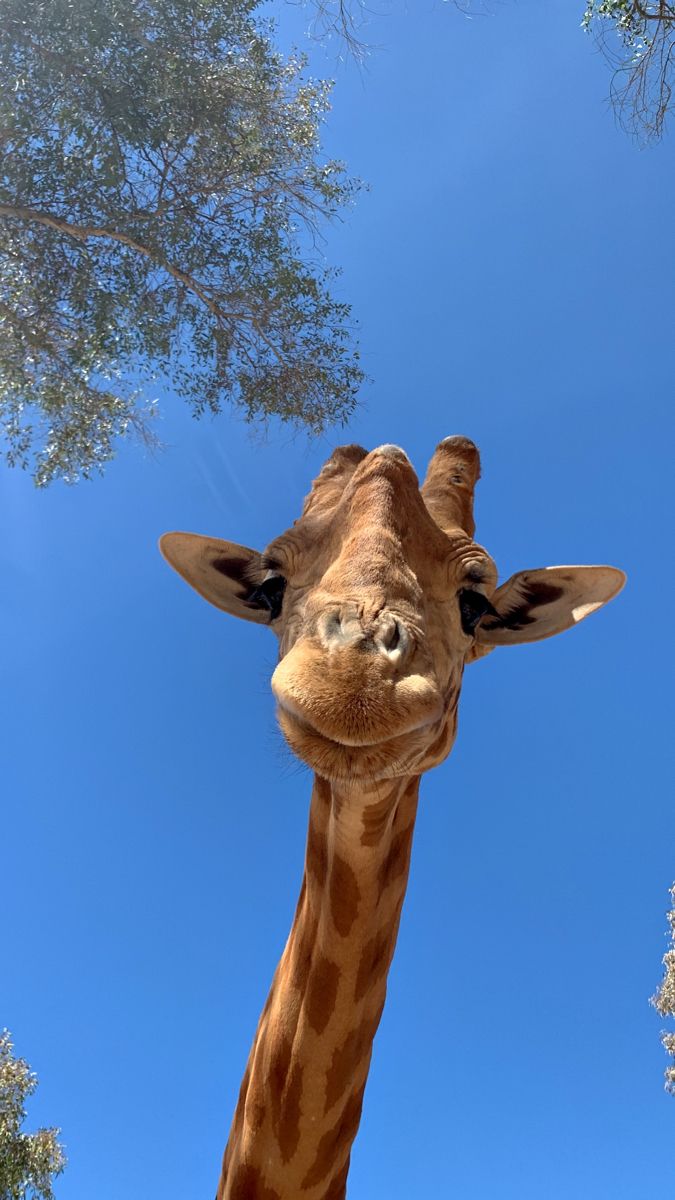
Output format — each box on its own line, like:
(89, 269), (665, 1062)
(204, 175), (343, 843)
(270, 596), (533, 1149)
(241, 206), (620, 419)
(383, 620), (400, 652)
(318, 609), (365, 649)
(318, 608), (411, 663)
(375, 617), (410, 663)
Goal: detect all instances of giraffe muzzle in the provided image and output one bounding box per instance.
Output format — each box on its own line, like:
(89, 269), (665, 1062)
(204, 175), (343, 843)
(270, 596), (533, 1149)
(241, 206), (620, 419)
(316, 608), (412, 669)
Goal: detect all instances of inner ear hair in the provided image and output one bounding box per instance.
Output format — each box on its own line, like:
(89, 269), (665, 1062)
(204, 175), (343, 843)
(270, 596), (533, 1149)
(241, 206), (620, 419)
(159, 532), (273, 623)
(480, 578), (564, 632)
(474, 565), (626, 647)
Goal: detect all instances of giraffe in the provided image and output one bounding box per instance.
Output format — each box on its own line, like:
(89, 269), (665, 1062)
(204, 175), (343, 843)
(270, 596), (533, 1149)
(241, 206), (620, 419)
(160, 438), (625, 1200)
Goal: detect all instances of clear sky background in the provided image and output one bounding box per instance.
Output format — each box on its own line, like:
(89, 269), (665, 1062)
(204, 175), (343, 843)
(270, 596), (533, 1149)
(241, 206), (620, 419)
(3, 2), (674, 1198)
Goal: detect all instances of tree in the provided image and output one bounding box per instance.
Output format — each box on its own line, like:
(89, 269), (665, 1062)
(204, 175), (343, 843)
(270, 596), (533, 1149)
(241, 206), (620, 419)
(582, 2), (675, 137)
(0, 1031), (66, 1200)
(652, 885), (675, 1094)
(0, 0), (363, 486)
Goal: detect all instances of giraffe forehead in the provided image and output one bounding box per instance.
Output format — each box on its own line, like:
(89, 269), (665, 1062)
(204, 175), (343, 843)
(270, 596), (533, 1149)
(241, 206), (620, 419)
(267, 483), (482, 591)
(268, 439), (491, 588)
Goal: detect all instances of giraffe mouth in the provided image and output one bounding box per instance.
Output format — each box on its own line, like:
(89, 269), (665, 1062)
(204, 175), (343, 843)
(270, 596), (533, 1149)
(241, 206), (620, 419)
(275, 701), (443, 781)
(274, 692), (442, 748)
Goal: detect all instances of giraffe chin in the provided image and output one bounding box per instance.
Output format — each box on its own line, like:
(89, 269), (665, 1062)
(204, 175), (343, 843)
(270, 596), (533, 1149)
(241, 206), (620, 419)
(276, 704), (442, 782)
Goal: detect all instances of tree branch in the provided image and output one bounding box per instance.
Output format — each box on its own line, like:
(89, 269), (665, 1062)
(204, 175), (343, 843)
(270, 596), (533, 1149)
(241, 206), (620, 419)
(0, 201), (286, 363)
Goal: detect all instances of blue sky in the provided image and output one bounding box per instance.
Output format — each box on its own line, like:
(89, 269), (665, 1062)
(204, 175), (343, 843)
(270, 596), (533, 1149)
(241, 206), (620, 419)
(2, 2), (674, 1197)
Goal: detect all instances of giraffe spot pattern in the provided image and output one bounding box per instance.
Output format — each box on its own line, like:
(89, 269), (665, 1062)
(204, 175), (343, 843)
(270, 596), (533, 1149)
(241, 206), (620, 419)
(323, 1011), (380, 1113)
(329, 853), (360, 937)
(300, 1086), (365, 1190)
(354, 931), (392, 1004)
(377, 823), (414, 894)
(267, 1037), (303, 1164)
(314, 776), (333, 812)
(244, 1073), (266, 1134)
(306, 815), (328, 888)
(276, 1060), (303, 1163)
(323, 1029), (361, 1115)
(228, 1163), (282, 1200)
(359, 792), (397, 846)
(268, 1035), (291, 1105)
(318, 1158), (350, 1200)
(291, 915), (318, 993)
(304, 954), (340, 1034)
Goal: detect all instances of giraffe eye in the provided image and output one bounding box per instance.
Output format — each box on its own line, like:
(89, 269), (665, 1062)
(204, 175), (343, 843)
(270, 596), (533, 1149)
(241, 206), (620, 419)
(249, 573), (286, 622)
(458, 589), (496, 635)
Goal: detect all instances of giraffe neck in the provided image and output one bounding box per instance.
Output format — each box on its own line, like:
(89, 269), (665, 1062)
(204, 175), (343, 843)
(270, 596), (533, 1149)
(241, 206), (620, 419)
(217, 772), (421, 1200)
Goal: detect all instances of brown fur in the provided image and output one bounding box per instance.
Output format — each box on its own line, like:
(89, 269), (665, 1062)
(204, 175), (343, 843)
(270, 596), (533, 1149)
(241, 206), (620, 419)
(160, 440), (625, 1200)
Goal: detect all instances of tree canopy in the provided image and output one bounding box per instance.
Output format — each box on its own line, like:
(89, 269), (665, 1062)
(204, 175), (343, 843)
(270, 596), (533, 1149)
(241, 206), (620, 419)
(0, 1031), (65, 1200)
(0, 0), (362, 485)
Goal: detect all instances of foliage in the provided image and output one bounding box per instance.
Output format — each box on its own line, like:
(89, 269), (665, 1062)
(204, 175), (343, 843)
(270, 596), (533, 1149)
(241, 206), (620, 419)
(651, 884), (675, 1094)
(0, 0), (363, 486)
(0, 1031), (66, 1200)
(582, 2), (675, 136)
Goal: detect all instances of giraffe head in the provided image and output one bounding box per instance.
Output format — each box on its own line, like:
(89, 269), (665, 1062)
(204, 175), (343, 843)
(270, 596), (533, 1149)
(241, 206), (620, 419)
(161, 439), (624, 782)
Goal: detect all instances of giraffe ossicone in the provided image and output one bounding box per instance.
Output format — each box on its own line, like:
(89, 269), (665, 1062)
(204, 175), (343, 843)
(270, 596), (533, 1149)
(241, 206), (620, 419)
(161, 439), (625, 1200)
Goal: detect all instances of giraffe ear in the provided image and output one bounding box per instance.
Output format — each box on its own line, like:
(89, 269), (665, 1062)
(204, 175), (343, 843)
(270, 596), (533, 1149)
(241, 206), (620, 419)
(159, 532), (272, 625)
(474, 565), (626, 647)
